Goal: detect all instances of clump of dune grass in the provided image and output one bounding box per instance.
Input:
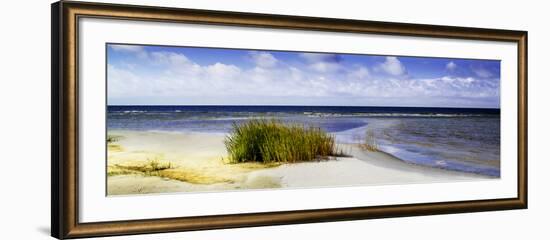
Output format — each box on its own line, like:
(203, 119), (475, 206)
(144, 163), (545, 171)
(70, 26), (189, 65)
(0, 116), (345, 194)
(113, 159), (173, 174)
(360, 129), (379, 152)
(107, 166), (138, 176)
(108, 159), (172, 177)
(107, 135), (125, 152)
(224, 119), (343, 163)
(107, 135), (122, 144)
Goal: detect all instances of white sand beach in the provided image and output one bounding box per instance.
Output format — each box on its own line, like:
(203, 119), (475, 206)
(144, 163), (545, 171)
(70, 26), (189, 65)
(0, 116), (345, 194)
(107, 130), (490, 195)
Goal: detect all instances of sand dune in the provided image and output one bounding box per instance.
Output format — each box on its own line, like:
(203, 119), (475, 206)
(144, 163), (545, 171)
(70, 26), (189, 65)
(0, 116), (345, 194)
(107, 130), (488, 195)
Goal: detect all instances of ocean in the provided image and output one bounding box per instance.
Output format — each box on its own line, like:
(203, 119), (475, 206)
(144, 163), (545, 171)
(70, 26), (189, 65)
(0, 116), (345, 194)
(107, 105), (500, 177)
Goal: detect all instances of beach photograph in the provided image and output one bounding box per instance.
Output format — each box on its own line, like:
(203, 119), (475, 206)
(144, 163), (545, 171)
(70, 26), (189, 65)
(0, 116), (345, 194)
(106, 43), (500, 195)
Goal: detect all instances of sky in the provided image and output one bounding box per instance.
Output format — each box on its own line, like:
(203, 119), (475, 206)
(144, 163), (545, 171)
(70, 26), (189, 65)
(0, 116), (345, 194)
(107, 43), (500, 108)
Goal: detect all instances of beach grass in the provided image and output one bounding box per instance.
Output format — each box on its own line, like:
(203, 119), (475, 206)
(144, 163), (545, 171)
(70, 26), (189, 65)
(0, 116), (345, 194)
(224, 119), (342, 163)
(107, 135), (122, 144)
(360, 130), (379, 152)
(108, 159), (173, 176)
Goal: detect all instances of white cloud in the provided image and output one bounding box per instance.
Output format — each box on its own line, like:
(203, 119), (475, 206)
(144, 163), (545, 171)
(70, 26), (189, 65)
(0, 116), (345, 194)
(472, 67), (493, 78)
(109, 45), (148, 59)
(249, 51), (278, 68)
(149, 51), (202, 76)
(348, 67), (369, 80)
(441, 76), (475, 85)
(108, 64), (149, 98)
(108, 49), (499, 108)
(110, 45), (144, 52)
(446, 61), (457, 71)
(309, 62), (341, 73)
(151, 51), (191, 66)
(377, 57), (406, 76)
(206, 63), (241, 78)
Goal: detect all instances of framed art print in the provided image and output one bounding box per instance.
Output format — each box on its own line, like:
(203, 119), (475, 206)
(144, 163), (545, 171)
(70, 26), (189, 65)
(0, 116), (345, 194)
(51, 1), (527, 239)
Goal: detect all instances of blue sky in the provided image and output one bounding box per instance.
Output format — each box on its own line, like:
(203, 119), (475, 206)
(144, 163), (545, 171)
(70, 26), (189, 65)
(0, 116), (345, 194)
(107, 43), (500, 108)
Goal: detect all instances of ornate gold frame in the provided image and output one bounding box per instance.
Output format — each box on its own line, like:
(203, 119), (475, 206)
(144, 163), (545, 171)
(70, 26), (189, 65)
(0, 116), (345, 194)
(51, 1), (527, 239)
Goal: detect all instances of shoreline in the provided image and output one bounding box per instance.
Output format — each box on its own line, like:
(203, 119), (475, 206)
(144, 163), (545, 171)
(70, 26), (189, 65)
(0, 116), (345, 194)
(107, 130), (491, 195)
(346, 145), (491, 179)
